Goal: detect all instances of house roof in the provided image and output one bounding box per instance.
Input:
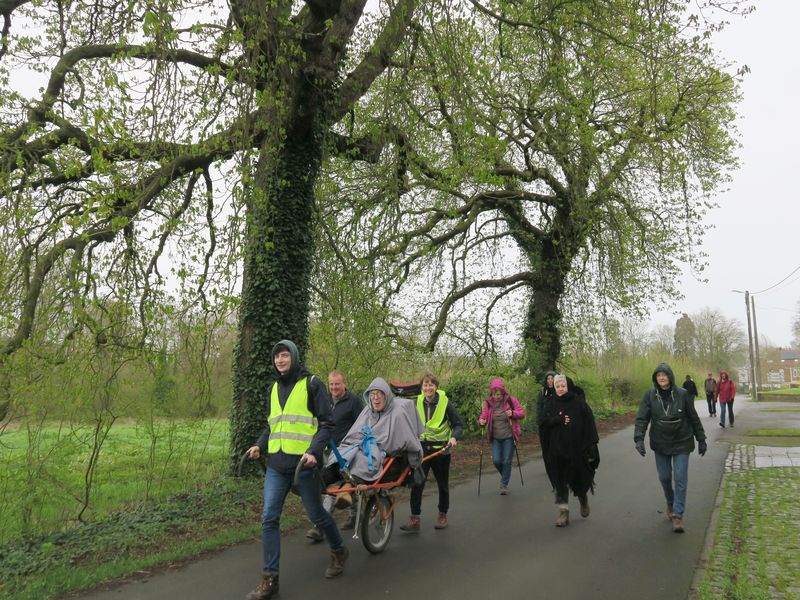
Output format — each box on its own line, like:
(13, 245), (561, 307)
(780, 350), (800, 361)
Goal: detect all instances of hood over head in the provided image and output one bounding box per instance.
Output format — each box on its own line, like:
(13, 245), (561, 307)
(541, 371), (558, 388)
(489, 377), (506, 393)
(719, 370), (729, 380)
(652, 363), (675, 388)
(364, 377), (395, 413)
(271, 339), (302, 378)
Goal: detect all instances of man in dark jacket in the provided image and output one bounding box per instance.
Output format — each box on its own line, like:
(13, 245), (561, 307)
(682, 375), (698, 399)
(634, 363), (707, 533)
(703, 372), (717, 417)
(244, 341), (348, 600)
(306, 370), (364, 541)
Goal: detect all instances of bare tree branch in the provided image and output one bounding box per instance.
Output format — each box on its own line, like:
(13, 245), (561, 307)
(426, 271), (535, 351)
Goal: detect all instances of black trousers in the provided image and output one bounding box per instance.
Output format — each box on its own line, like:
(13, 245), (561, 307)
(409, 452), (451, 515)
(706, 393), (716, 415)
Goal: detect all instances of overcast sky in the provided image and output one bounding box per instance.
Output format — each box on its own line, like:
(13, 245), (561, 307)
(647, 1), (800, 348)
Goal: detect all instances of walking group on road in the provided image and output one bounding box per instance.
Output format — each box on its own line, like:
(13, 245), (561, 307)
(243, 341), (729, 599)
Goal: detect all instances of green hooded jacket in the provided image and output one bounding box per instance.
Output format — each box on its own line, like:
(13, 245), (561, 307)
(634, 363), (706, 455)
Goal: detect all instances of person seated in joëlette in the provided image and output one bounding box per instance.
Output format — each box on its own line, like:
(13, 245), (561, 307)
(321, 377), (424, 505)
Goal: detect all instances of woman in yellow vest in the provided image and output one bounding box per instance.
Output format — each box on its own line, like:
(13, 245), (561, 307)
(400, 371), (463, 531)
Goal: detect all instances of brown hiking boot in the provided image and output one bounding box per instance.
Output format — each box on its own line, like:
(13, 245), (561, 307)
(334, 483), (355, 509)
(555, 507), (570, 527)
(399, 515), (420, 532)
(245, 574), (279, 600)
(434, 512), (448, 529)
(671, 514), (685, 533)
(579, 495), (590, 518)
(324, 545), (349, 578)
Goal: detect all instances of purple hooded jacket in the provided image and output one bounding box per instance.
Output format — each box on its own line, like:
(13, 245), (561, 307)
(478, 378), (526, 442)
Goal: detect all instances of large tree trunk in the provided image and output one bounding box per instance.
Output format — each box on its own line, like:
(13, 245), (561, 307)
(229, 115), (325, 465)
(227, 0), (334, 468)
(522, 261), (565, 377)
(519, 203), (587, 378)
(521, 237), (567, 377)
(227, 1), (417, 468)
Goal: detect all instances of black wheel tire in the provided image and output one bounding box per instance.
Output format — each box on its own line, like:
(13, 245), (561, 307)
(360, 494), (394, 554)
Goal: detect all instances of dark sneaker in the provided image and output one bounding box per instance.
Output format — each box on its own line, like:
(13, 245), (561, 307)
(579, 495), (590, 518)
(400, 515), (420, 532)
(305, 525), (324, 542)
(245, 574), (279, 600)
(324, 546), (349, 578)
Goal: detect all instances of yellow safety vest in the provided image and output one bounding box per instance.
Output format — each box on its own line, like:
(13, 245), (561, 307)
(417, 390), (452, 443)
(268, 377), (317, 455)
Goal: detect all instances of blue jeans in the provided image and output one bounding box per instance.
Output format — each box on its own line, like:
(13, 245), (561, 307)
(654, 452), (690, 516)
(720, 400), (734, 426)
(261, 466), (343, 575)
(492, 438), (515, 487)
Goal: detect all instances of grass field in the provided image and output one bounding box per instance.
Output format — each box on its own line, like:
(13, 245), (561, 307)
(0, 418), (232, 543)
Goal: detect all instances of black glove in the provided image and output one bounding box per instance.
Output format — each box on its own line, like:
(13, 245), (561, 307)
(635, 439), (646, 456)
(698, 440), (707, 456)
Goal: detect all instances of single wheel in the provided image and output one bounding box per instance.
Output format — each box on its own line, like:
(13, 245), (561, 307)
(360, 493), (394, 554)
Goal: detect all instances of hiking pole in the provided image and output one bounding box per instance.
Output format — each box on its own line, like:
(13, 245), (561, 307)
(514, 440), (524, 486)
(505, 411), (524, 487)
(478, 436), (484, 496)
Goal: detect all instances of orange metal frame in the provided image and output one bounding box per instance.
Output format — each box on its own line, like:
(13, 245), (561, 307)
(324, 446), (449, 526)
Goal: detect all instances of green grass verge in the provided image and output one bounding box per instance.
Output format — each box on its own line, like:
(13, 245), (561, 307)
(760, 388), (800, 396)
(0, 477), (309, 600)
(760, 408), (800, 412)
(746, 428), (800, 437)
(696, 467), (800, 600)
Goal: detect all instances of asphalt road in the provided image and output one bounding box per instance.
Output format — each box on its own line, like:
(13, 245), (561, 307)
(73, 404), (734, 600)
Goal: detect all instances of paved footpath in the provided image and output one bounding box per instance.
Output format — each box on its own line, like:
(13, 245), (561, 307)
(72, 397), (800, 600)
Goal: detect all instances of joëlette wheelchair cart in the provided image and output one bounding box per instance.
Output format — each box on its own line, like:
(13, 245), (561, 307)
(295, 380), (448, 554)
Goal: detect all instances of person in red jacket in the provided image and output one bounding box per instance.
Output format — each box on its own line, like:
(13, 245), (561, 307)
(714, 370), (736, 428)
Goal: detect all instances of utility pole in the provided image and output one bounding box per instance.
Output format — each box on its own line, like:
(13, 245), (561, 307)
(751, 294), (762, 394)
(733, 289), (757, 399)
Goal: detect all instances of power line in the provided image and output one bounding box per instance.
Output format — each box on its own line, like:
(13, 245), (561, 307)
(752, 264), (800, 295)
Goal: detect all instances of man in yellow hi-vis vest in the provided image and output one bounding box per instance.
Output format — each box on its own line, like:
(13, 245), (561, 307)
(400, 371), (463, 532)
(244, 340), (347, 600)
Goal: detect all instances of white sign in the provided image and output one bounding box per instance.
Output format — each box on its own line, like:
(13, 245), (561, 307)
(767, 371), (784, 384)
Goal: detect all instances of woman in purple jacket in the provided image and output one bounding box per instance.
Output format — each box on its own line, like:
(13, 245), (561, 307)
(478, 378), (526, 494)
